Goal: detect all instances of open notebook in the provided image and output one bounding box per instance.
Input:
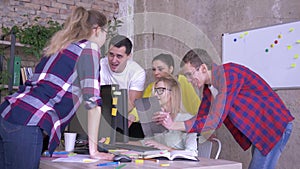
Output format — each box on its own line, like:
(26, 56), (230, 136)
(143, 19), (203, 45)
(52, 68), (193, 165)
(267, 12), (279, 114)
(134, 96), (168, 137)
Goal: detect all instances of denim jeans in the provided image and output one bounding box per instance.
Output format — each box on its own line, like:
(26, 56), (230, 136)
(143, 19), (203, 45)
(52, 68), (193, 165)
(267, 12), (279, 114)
(0, 117), (43, 169)
(248, 122), (293, 169)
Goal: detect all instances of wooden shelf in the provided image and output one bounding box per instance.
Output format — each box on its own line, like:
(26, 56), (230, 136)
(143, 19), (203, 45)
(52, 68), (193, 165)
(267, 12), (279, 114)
(0, 84), (19, 90)
(0, 40), (29, 47)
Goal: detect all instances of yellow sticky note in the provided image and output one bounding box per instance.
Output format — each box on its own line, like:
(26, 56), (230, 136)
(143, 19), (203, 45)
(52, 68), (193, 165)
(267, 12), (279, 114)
(289, 28), (294, 32)
(270, 44), (274, 48)
(244, 31), (249, 35)
(83, 159), (93, 163)
(112, 97), (118, 105)
(291, 63), (296, 68)
(104, 137), (110, 144)
(160, 163), (170, 167)
(294, 54), (299, 59)
(296, 40), (300, 44)
(287, 45), (292, 50)
(278, 34), (282, 39)
(135, 159), (144, 164)
(111, 108), (117, 116)
(239, 34), (244, 38)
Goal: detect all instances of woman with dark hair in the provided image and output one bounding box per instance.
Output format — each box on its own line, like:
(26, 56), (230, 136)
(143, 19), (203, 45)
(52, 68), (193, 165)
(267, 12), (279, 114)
(143, 53), (200, 115)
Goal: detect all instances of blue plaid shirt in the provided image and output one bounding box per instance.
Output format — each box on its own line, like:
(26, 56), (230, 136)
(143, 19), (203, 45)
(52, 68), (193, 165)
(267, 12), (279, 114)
(185, 63), (294, 155)
(0, 40), (102, 153)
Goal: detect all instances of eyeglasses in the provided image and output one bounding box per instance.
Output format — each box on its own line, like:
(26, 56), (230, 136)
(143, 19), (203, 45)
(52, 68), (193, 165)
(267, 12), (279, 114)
(184, 67), (199, 79)
(154, 87), (172, 95)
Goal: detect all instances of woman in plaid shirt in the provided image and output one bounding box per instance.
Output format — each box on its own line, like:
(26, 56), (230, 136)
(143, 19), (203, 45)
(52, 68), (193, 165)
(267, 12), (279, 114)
(0, 7), (113, 169)
(154, 48), (294, 169)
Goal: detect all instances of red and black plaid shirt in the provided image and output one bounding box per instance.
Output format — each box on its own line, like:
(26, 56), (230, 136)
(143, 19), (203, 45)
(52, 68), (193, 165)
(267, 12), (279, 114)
(185, 63), (294, 155)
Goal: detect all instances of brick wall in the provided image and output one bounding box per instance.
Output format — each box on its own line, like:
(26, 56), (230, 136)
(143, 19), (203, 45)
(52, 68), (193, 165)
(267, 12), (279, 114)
(0, 0), (119, 67)
(0, 0), (120, 97)
(0, 0), (119, 28)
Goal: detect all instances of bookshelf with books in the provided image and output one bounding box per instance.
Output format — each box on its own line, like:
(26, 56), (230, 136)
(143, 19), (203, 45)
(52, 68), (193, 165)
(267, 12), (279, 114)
(20, 66), (34, 84)
(0, 33), (36, 102)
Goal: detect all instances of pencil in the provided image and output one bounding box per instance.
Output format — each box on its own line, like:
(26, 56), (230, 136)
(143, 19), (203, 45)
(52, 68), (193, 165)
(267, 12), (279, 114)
(143, 158), (159, 163)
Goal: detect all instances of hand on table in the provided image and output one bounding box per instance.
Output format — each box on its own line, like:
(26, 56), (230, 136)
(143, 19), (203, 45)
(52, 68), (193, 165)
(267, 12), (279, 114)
(144, 140), (172, 151)
(89, 150), (114, 160)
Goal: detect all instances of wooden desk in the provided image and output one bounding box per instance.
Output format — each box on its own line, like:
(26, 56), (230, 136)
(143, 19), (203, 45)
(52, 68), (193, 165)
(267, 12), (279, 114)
(40, 157), (242, 169)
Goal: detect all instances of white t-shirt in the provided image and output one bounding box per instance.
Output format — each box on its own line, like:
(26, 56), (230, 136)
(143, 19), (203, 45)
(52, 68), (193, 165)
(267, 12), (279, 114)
(100, 57), (146, 91)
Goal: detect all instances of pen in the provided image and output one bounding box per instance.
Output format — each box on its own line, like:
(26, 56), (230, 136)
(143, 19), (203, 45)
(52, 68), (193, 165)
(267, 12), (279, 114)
(96, 161), (120, 166)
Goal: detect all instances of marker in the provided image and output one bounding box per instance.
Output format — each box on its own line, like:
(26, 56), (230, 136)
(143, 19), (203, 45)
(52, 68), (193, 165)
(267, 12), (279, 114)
(43, 151), (69, 157)
(115, 164), (126, 169)
(96, 161), (120, 166)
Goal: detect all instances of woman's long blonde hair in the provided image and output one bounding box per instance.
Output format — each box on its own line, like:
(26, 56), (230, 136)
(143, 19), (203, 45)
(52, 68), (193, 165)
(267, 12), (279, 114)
(154, 75), (181, 119)
(44, 6), (107, 56)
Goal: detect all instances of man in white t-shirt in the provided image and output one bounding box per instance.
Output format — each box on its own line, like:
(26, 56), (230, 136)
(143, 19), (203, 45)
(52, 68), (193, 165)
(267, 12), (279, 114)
(100, 35), (146, 139)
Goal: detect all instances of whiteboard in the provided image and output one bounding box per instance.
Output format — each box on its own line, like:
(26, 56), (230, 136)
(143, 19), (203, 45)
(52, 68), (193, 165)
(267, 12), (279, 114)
(222, 21), (300, 89)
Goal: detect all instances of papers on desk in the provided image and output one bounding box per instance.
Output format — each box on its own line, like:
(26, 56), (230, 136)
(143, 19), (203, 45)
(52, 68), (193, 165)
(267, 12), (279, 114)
(52, 154), (99, 163)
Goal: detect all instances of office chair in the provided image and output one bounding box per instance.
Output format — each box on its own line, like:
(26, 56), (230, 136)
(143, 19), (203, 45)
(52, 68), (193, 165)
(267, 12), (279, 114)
(197, 136), (222, 159)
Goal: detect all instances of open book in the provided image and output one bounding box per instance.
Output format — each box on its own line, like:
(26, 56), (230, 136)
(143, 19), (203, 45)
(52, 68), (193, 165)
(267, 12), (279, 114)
(143, 150), (199, 161)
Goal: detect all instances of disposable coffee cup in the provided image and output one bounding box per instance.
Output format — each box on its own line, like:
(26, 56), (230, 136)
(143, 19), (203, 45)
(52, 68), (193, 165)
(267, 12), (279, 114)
(64, 132), (77, 152)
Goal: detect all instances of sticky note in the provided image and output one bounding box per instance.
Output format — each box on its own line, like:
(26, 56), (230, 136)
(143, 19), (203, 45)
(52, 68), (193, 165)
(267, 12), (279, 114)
(278, 34), (282, 39)
(289, 28), (294, 32)
(294, 54), (299, 59)
(291, 63), (296, 68)
(270, 44), (274, 48)
(104, 137), (110, 144)
(111, 108), (117, 116)
(287, 45), (292, 50)
(296, 40), (300, 44)
(160, 163), (170, 167)
(83, 159), (96, 163)
(112, 97), (118, 105)
(239, 34), (244, 38)
(135, 159), (144, 164)
(244, 31), (249, 35)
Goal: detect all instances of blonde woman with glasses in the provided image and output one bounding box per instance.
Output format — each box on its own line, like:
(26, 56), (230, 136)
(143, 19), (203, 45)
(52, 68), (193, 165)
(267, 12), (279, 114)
(141, 75), (197, 154)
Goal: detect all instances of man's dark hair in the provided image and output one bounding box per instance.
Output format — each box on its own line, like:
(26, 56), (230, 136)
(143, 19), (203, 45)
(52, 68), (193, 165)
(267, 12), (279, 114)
(180, 48), (213, 70)
(109, 35), (133, 55)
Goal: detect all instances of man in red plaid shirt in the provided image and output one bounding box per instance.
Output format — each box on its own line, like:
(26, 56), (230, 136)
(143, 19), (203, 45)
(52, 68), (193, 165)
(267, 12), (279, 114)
(153, 48), (294, 169)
